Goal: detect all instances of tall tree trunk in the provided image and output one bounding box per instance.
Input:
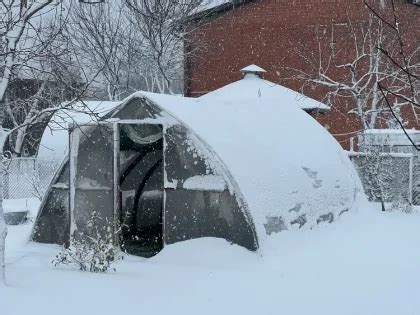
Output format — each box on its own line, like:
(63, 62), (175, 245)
(0, 66), (11, 286)
(0, 42), (13, 286)
(0, 17), (18, 283)
(0, 178), (6, 285)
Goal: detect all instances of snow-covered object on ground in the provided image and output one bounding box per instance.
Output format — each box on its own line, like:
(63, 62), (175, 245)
(38, 101), (120, 160)
(3, 198), (41, 226)
(3, 198), (40, 215)
(34, 66), (363, 253)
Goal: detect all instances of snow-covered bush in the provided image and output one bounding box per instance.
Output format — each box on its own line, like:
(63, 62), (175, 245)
(390, 200), (413, 214)
(53, 212), (118, 273)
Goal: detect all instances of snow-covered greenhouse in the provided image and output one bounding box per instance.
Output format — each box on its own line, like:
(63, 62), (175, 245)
(32, 65), (364, 257)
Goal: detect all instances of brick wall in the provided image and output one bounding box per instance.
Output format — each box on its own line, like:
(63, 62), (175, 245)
(185, 0), (420, 149)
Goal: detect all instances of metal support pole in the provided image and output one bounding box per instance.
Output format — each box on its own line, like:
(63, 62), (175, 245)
(112, 123), (121, 245)
(68, 125), (75, 241)
(162, 125), (167, 247)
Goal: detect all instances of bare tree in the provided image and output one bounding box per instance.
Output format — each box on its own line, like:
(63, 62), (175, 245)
(124, 0), (206, 94)
(363, 0), (420, 147)
(67, 1), (134, 101)
(67, 0), (206, 99)
(0, 0), (105, 285)
(0, 0), (56, 286)
(290, 14), (419, 131)
(291, 2), (419, 211)
(5, 14), (86, 157)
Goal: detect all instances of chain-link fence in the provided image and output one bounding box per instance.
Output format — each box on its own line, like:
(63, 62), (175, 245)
(349, 151), (414, 204)
(412, 161), (420, 205)
(3, 157), (61, 200)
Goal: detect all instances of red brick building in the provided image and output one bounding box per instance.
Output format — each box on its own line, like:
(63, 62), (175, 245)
(184, 0), (420, 149)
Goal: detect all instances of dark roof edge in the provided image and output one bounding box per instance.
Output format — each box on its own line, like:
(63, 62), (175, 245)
(187, 0), (254, 23)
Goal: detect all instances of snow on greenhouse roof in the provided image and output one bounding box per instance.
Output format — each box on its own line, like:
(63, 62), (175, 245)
(39, 71), (327, 161)
(137, 87), (363, 244)
(198, 71), (330, 112)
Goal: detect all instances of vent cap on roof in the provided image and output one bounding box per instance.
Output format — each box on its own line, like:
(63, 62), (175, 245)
(240, 64), (267, 78)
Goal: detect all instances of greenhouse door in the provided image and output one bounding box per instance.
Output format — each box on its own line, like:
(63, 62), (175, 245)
(117, 122), (164, 257)
(69, 123), (116, 242)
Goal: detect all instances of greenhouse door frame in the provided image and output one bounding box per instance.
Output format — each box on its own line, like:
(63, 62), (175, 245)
(115, 120), (166, 250)
(68, 119), (166, 246)
(68, 120), (166, 247)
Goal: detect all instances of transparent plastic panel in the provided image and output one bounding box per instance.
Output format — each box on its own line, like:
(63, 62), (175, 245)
(163, 125), (257, 251)
(32, 188), (69, 245)
(55, 161), (70, 184)
(32, 151), (70, 244)
(164, 125), (211, 186)
(164, 190), (257, 251)
(70, 124), (114, 240)
(113, 97), (160, 120)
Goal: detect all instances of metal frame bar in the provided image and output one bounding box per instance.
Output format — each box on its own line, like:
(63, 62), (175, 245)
(68, 127), (75, 242)
(113, 123), (121, 245)
(162, 125), (167, 247)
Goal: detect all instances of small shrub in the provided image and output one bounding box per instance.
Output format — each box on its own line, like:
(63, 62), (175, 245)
(52, 212), (119, 273)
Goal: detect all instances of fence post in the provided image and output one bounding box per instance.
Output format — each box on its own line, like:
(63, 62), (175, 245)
(3, 171), (7, 200)
(409, 156), (413, 204)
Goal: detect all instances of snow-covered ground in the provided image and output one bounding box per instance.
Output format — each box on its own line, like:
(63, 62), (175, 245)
(2, 200), (420, 315)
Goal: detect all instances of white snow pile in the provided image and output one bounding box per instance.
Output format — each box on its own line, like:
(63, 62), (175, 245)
(183, 174), (227, 191)
(2, 201), (420, 315)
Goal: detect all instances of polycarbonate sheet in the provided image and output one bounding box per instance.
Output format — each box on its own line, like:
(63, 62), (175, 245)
(164, 125), (211, 186)
(164, 189), (257, 251)
(163, 125), (257, 251)
(32, 188), (69, 245)
(70, 124), (114, 240)
(113, 97), (160, 120)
